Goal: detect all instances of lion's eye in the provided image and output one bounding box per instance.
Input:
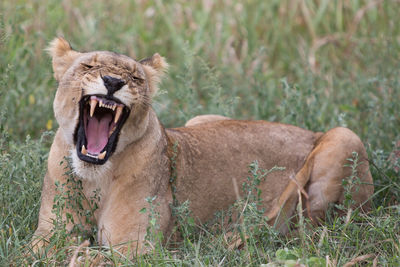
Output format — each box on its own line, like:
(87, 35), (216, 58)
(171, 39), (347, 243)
(81, 63), (94, 69)
(132, 76), (144, 85)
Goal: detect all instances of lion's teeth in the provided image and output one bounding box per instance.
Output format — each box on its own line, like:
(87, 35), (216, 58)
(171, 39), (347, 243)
(91, 98), (119, 113)
(98, 151), (106, 160)
(81, 145), (88, 155)
(90, 99), (98, 117)
(115, 106), (123, 123)
(109, 126), (116, 137)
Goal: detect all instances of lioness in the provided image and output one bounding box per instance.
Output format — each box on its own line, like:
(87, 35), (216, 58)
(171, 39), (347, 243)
(33, 37), (374, 253)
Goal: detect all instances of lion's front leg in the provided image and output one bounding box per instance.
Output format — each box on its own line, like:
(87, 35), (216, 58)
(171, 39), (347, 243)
(32, 171), (80, 251)
(96, 184), (173, 255)
(33, 134), (95, 252)
(33, 171), (96, 252)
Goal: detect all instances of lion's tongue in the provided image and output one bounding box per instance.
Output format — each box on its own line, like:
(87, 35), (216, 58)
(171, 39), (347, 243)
(86, 114), (112, 154)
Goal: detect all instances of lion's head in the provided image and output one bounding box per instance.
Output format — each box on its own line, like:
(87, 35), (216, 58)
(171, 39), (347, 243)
(48, 37), (167, 172)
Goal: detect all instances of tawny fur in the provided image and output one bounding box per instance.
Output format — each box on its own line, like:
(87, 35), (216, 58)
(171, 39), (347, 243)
(33, 38), (374, 254)
(185, 114), (231, 126)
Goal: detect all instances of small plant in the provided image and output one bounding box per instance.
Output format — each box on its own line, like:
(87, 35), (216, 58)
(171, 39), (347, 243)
(266, 247), (326, 267)
(238, 161), (284, 231)
(171, 200), (197, 242)
(141, 195), (164, 252)
(231, 162), (285, 258)
(49, 158), (100, 250)
(343, 152), (362, 208)
(334, 151), (363, 225)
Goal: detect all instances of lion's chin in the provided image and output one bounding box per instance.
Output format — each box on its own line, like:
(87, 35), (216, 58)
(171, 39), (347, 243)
(70, 149), (113, 182)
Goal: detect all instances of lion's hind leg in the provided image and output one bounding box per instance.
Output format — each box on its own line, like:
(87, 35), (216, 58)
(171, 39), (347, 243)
(305, 127), (373, 222)
(267, 127), (374, 233)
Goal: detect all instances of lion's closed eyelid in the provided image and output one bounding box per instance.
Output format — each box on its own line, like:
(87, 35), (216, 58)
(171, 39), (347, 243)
(80, 63), (94, 69)
(132, 76), (145, 83)
(132, 75), (143, 80)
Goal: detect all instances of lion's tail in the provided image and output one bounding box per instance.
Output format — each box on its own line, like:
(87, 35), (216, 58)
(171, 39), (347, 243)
(265, 155), (315, 233)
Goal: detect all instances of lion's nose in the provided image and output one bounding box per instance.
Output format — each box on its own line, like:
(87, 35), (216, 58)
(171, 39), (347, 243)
(102, 75), (125, 96)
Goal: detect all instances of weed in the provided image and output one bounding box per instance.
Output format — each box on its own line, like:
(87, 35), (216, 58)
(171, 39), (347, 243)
(51, 158), (99, 244)
(142, 195), (164, 251)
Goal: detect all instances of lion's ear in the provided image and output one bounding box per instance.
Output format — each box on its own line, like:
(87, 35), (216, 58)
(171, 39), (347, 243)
(139, 53), (168, 96)
(46, 37), (81, 81)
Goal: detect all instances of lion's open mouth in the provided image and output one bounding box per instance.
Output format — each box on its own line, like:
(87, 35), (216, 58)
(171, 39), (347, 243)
(75, 95), (130, 164)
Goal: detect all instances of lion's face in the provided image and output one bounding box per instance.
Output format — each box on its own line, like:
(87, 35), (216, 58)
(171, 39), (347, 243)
(49, 38), (167, 169)
(59, 52), (147, 165)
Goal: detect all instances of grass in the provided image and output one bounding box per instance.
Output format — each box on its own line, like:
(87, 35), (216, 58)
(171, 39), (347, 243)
(1, 0), (399, 265)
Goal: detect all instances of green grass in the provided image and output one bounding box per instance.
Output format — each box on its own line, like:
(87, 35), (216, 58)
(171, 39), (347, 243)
(1, 0), (399, 265)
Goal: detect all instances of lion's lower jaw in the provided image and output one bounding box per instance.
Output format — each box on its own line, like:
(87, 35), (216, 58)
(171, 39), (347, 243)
(70, 149), (113, 182)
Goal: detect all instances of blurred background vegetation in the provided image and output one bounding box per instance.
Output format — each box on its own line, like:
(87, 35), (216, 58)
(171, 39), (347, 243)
(1, 0), (399, 265)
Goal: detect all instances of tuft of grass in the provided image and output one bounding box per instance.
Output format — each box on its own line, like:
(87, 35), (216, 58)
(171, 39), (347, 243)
(1, 0), (399, 265)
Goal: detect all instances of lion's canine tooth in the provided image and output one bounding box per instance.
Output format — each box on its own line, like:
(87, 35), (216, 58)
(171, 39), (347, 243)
(112, 105), (116, 111)
(90, 99), (98, 117)
(115, 106), (123, 123)
(98, 151), (106, 160)
(109, 126), (116, 137)
(81, 145), (88, 155)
